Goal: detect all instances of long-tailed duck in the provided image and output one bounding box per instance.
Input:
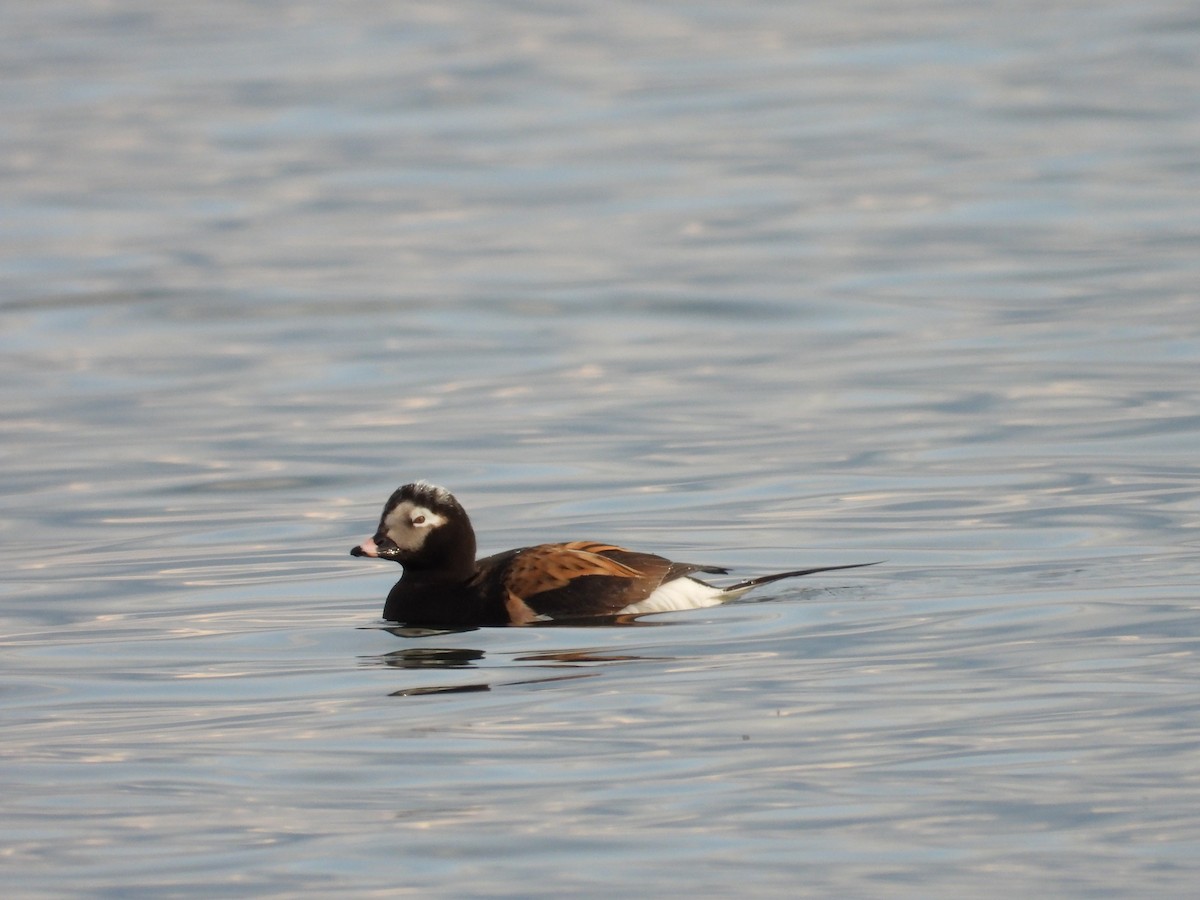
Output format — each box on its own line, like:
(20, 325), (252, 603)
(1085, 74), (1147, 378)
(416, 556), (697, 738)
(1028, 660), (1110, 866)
(350, 481), (874, 625)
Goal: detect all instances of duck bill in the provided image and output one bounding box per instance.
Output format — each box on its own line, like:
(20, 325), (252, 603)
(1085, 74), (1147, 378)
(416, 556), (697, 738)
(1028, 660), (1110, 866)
(350, 537), (379, 558)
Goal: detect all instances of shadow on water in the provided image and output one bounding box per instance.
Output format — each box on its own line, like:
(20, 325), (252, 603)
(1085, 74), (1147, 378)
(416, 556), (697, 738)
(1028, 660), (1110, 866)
(359, 622), (679, 696)
(369, 614), (672, 637)
(354, 588), (878, 696)
(388, 671), (601, 697)
(374, 646), (486, 669)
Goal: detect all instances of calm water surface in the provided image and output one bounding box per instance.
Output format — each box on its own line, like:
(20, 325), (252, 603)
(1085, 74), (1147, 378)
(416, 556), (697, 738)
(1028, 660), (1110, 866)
(3, 1), (1200, 897)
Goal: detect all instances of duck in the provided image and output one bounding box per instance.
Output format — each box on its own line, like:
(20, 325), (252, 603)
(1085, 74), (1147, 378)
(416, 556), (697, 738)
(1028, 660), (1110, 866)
(350, 481), (875, 626)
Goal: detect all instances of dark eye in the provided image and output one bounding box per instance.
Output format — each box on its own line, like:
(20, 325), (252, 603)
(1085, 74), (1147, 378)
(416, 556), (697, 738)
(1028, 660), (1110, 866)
(412, 515), (426, 525)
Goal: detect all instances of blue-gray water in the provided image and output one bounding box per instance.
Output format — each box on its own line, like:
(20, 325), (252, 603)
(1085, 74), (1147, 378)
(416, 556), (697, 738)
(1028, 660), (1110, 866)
(3, 1), (1199, 896)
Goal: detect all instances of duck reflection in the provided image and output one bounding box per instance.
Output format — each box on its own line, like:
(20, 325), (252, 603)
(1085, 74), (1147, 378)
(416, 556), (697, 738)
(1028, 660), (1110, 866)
(363, 636), (673, 697)
(389, 671), (599, 697)
(368, 645), (669, 671)
(514, 649), (664, 664)
(381, 625), (480, 639)
(377, 646), (485, 669)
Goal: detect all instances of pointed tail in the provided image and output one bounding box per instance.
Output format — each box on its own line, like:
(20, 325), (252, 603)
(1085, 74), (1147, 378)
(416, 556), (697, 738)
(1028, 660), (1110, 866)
(722, 561), (881, 597)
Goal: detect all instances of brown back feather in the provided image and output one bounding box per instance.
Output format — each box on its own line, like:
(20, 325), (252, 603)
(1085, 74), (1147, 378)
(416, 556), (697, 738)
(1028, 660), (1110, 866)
(477, 542), (721, 619)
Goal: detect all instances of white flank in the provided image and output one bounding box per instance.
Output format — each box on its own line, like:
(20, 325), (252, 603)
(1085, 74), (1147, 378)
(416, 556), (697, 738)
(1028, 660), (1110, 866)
(618, 577), (728, 615)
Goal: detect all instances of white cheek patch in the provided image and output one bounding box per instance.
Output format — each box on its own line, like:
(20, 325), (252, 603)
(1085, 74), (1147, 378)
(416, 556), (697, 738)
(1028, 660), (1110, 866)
(407, 506), (448, 529)
(383, 501), (448, 550)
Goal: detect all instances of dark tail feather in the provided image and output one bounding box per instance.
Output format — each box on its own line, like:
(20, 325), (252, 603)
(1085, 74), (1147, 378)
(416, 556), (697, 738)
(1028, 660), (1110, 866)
(724, 561), (881, 594)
